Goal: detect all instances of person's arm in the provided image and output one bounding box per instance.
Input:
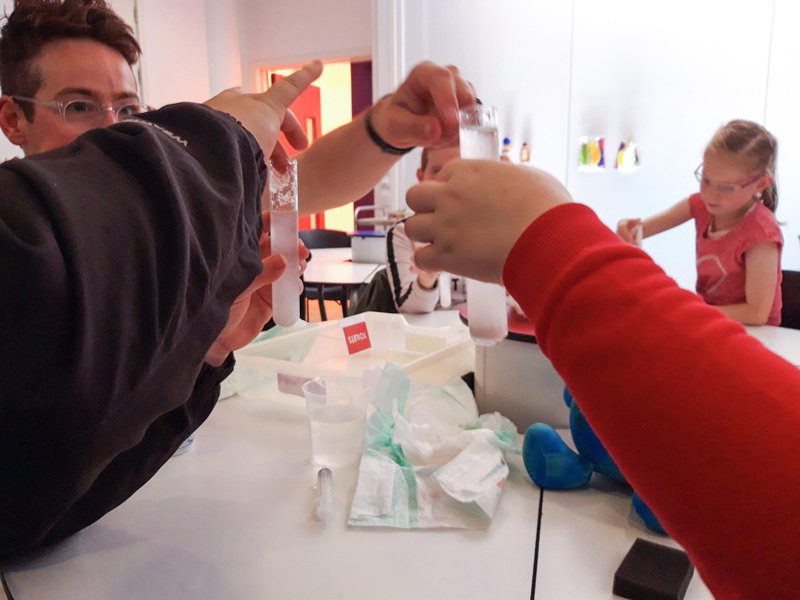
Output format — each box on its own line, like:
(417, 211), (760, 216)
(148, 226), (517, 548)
(506, 208), (800, 600)
(0, 65), (321, 556)
(386, 221), (440, 313)
(405, 160), (800, 599)
(0, 104), (266, 556)
(295, 62), (475, 215)
(716, 241), (780, 325)
(617, 197), (692, 243)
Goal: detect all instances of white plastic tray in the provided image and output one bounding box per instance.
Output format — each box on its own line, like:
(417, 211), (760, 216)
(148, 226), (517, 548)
(234, 312), (474, 400)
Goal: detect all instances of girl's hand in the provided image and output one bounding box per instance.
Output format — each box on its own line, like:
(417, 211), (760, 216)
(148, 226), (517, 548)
(617, 218), (642, 244)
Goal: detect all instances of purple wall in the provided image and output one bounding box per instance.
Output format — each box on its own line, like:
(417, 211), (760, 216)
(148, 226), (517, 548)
(351, 60), (375, 229)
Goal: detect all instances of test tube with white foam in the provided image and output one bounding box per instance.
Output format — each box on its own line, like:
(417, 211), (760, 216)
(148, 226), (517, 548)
(269, 159), (300, 327)
(458, 104), (508, 345)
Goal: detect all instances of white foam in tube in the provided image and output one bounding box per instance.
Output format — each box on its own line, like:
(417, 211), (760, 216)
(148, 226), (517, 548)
(269, 159), (300, 327)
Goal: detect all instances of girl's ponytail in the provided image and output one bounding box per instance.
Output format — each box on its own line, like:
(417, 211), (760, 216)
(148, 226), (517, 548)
(709, 119), (778, 212)
(761, 182), (778, 213)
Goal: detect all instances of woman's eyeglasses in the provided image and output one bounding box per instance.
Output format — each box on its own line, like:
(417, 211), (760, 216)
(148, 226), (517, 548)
(12, 96), (152, 126)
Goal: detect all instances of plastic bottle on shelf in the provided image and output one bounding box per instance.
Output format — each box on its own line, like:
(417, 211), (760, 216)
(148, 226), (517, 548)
(500, 137), (512, 162)
(519, 142), (530, 164)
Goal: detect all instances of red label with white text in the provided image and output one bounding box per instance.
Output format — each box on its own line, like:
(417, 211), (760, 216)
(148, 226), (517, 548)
(343, 321), (371, 354)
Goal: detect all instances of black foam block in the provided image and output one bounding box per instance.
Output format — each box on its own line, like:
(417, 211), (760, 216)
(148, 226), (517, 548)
(613, 538), (694, 600)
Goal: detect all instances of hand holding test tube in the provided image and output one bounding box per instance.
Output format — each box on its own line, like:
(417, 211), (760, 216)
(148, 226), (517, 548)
(268, 159), (300, 327)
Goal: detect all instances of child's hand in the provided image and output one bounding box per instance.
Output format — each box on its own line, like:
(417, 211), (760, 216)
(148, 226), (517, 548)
(410, 251), (440, 288)
(617, 218), (643, 245)
(405, 160), (571, 285)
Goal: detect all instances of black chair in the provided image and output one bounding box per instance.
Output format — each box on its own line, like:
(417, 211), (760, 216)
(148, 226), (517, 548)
(299, 228), (352, 321)
(781, 270), (800, 330)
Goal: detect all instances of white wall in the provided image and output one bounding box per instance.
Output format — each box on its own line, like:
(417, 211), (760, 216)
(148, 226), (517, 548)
(376, 0), (800, 289)
(0, 0), (22, 161)
(765, 0), (800, 275)
(136, 0), (210, 107)
(114, 0), (239, 102)
(375, 0), (572, 234)
(566, 0), (774, 289)
(205, 0), (243, 94)
(236, 0), (372, 91)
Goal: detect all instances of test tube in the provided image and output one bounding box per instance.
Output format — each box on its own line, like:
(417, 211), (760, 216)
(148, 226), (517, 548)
(458, 104), (508, 346)
(269, 159), (300, 327)
(314, 467), (334, 522)
(439, 272), (452, 308)
(633, 222), (643, 247)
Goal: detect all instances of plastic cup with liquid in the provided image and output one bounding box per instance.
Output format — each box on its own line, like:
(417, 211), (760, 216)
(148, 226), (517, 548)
(302, 377), (366, 468)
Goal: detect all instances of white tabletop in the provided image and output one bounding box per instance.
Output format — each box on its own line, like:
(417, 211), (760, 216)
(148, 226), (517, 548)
(3, 321), (795, 599)
(2, 393), (540, 600)
(745, 324), (800, 366)
(534, 435), (713, 599)
(303, 247), (382, 287)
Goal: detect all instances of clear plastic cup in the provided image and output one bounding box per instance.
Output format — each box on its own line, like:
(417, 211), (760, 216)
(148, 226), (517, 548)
(302, 377), (366, 468)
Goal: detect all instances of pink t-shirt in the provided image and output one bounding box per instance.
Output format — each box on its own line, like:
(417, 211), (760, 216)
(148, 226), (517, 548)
(689, 193), (783, 324)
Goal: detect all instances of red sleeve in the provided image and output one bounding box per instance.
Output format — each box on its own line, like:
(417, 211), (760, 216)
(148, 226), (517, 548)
(503, 203), (800, 599)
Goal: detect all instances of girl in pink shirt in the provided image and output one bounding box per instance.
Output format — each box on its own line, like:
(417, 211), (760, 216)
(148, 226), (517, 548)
(618, 120), (783, 325)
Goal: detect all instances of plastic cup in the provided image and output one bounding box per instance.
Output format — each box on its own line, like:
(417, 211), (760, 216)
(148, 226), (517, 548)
(302, 377), (366, 468)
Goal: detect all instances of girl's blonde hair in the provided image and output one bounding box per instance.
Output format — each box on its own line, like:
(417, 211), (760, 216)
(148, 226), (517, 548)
(708, 119), (778, 212)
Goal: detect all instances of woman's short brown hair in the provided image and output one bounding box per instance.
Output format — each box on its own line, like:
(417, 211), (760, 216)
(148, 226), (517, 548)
(0, 0), (141, 118)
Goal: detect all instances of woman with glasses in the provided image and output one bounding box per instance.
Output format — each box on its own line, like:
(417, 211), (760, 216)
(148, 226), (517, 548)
(617, 120), (782, 325)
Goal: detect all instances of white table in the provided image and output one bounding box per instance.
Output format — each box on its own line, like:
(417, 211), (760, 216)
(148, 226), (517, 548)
(745, 324), (800, 366)
(302, 247), (383, 318)
(0, 392), (716, 600)
(3, 322), (797, 599)
(534, 435), (713, 599)
(1, 393), (540, 600)
(303, 247), (382, 288)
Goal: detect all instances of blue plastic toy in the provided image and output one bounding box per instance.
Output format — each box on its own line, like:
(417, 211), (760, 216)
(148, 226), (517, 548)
(522, 387), (665, 534)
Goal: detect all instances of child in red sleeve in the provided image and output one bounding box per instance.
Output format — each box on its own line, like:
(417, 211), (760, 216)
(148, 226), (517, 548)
(618, 120), (782, 325)
(404, 158), (800, 599)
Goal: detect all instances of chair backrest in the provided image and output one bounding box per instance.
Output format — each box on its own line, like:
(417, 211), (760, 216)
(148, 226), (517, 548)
(781, 270), (800, 330)
(298, 228), (351, 249)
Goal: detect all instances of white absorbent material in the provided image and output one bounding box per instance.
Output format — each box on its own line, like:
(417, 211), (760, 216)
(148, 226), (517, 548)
(348, 365), (519, 529)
